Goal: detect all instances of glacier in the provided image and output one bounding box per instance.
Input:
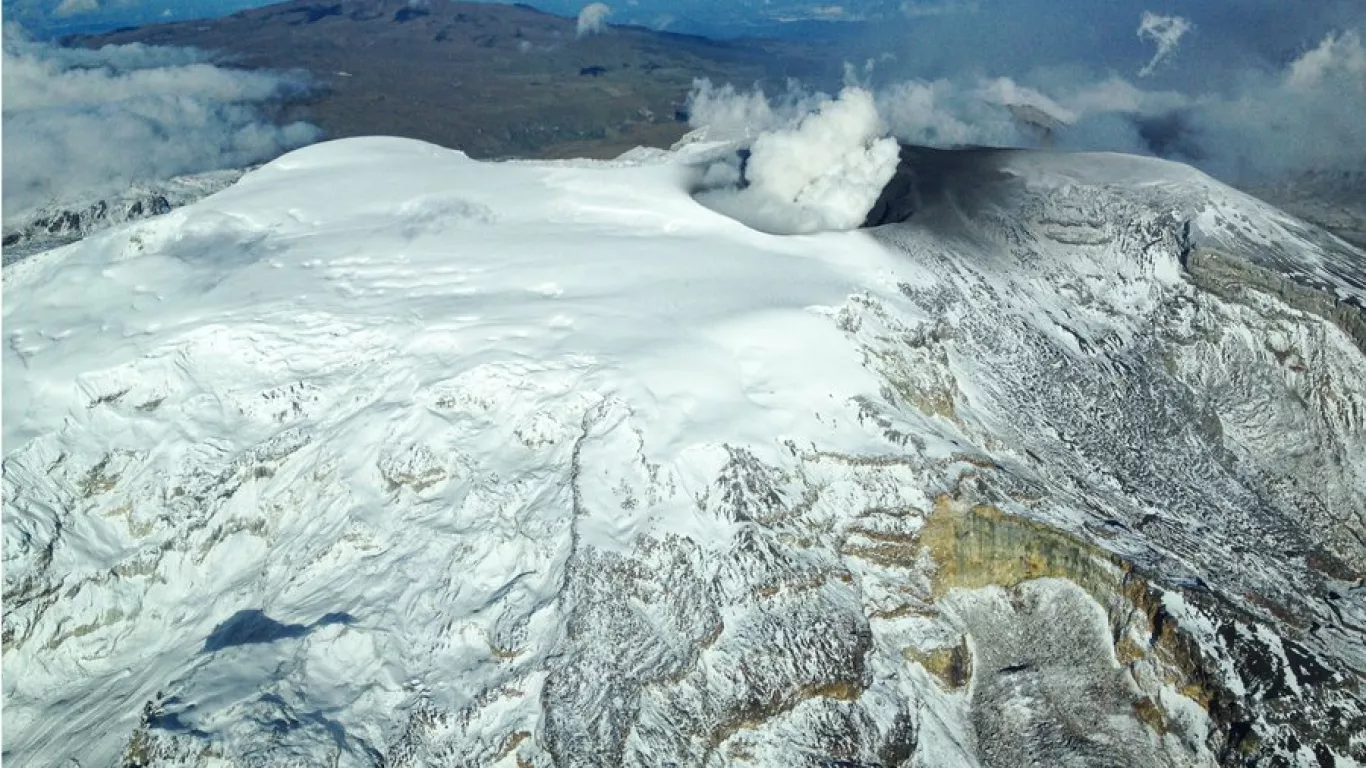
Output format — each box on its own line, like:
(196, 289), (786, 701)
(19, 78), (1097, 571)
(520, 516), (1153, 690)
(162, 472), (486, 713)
(3, 136), (1365, 767)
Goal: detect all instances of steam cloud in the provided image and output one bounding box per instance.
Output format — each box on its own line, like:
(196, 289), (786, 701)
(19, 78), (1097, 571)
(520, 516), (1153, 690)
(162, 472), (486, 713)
(686, 80), (828, 141)
(1198, 30), (1366, 178)
(691, 87), (899, 235)
(686, 17), (1366, 193)
(576, 3), (612, 38)
(1286, 29), (1366, 89)
(1, 25), (320, 224)
(1137, 12), (1193, 77)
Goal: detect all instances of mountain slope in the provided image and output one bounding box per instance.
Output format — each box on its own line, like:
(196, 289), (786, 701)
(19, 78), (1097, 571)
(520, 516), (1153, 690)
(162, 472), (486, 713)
(79, 0), (836, 160)
(1, 169), (246, 264)
(1249, 170), (1366, 251)
(3, 137), (1365, 767)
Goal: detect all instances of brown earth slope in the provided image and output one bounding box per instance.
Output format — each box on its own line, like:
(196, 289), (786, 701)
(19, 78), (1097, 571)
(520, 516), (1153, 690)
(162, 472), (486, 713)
(80, 0), (838, 159)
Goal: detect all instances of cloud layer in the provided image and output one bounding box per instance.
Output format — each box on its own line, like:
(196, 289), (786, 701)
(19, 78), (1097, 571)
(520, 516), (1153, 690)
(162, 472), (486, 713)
(2, 25), (320, 223)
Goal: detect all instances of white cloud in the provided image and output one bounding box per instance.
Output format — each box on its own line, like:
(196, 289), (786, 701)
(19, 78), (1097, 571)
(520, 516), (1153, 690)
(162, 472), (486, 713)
(979, 77), (1077, 125)
(1, 24), (320, 223)
(691, 86), (900, 234)
(686, 79), (826, 142)
(1137, 12), (1193, 77)
(877, 79), (1014, 146)
(809, 5), (850, 20)
(1193, 29), (1366, 178)
(576, 2), (612, 38)
(53, 0), (100, 18)
(1064, 76), (1187, 116)
(684, 24), (1366, 192)
(900, 0), (979, 19)
(1287, 30), (1366, 91)
(688, 82), (778, 139)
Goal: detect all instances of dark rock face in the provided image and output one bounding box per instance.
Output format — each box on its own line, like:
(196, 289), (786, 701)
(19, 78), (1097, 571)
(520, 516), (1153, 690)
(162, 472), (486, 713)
(5, 196), (165, 257)
(392, 6), (428, 23)
(862, 145), (923, 228)
(3, 174), (238, 263)
(1184, 246), (1366, 356)
(861, 144), (1017, 229)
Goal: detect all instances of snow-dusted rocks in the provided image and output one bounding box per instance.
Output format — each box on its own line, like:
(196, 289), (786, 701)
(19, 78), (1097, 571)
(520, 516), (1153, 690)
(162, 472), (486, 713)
(2, 169), (246, 264)
(4, 136), (1365, 766)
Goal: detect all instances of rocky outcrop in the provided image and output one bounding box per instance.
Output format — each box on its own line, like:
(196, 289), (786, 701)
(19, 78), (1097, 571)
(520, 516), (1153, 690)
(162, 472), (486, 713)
(1183, 246), (1366, 356)
(2, 170), (243, 263)
(861, 145), (1016, 229)
(913, 498), (1365, 767)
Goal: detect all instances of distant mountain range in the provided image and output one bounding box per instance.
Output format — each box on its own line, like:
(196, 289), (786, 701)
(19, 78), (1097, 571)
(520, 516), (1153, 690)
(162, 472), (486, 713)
(77, 0), (839, 160)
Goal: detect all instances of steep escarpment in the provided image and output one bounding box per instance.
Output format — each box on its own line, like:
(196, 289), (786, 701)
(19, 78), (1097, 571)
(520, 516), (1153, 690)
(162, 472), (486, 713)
(1183, 246), (1366, 357)
(850, 147), (1366, 764)
(910, 497), (1364, 766)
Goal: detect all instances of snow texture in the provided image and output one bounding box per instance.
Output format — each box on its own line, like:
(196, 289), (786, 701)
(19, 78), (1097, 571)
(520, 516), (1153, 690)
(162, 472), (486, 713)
(4, 136), (1365, 766)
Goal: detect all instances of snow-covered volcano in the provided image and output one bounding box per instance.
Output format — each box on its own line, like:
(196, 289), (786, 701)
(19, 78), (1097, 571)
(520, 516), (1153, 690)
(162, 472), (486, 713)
(3, 136), (1365, 767)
